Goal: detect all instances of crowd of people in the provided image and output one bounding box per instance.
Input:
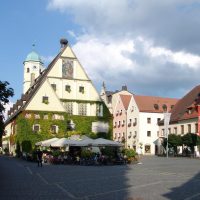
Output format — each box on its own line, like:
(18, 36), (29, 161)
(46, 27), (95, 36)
(36, 150), (126, 166)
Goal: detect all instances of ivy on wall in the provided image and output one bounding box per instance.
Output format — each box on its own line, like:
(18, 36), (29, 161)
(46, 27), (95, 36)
(14, 102), (112, 150)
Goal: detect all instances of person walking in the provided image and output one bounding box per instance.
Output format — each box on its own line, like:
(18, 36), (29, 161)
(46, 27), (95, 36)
(37, 149), (43, 167)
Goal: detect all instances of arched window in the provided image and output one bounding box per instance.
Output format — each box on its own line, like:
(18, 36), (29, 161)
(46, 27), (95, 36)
(27, 68), (30, 73)
(154, 104), (159, 110)
(162, 104), (167, 111)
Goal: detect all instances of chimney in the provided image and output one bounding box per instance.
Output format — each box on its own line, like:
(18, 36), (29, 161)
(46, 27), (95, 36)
(122, 85), (127, 91)
(60, 38), (68, 50)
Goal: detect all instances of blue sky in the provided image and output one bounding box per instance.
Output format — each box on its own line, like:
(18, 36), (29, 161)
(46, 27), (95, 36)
(2, 0), (200, 104)
(0, 1), (79, 101)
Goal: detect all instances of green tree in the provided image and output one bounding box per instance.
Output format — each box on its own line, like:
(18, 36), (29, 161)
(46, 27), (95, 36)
(0, 81), (14, 145)
(168, 134), (182, 154)
(162, 134), (182, 155)
(182, 133), (200, 154)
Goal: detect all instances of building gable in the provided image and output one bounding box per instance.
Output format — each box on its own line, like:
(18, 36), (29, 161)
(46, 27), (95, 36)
(25, 79), (65, 112)
(120, 95), (132, 110)
(5, 39), (103, 124)
(47, 45), (89, 81)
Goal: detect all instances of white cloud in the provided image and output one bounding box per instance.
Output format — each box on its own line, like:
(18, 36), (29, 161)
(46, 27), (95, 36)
(149, 47), (200, 69)
(67, 30), (77, 39)
(72, 35), (135, 82)
(47, 0), (200, 53)
(71, 34), (200, 97)
(47, 0), (200, 97)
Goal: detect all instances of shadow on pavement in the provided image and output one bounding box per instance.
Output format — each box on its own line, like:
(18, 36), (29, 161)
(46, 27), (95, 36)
(0, 155), (142, 200)
(163, 171), (200, 200)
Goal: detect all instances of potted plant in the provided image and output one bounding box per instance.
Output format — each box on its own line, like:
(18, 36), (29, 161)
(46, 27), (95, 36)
(123, 149), (136, 164)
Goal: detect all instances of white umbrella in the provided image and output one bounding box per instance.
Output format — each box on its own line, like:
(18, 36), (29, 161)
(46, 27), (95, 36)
(50, 138), (83, 147)
(74, 138), (94, 147)
(35, 137), (59, 147)
(92, 138), (123, 147)
(50, 138), (69, 147)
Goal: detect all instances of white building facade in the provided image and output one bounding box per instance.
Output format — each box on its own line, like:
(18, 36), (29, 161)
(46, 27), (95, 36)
(101, 86), (178, 155)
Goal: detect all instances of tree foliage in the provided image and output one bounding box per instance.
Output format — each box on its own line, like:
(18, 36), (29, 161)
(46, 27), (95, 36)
(182, 133), (193, 147)
(182, 133), (200, 153)
(0, 81), (14, 113)
(163, 133), (200, 155)
(0, 81), (14, 137)
(168, 134), (182, 148)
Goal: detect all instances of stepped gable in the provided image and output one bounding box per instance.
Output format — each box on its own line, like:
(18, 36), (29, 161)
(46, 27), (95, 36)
(5, 45), (67, 125)
(134, 95), (178, 113)
(170, 85), (200, 123)
(120, 94), (132, 110)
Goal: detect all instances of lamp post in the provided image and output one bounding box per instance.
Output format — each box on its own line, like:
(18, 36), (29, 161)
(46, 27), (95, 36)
(164, 112), (171, 158)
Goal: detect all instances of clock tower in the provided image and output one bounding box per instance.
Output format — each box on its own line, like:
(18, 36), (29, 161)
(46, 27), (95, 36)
(23, 50), (44, 94)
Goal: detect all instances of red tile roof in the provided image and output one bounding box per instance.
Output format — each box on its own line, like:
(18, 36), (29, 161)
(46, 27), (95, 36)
(170, 85), (200, 123)
(120, 95), (132, 110)
(134, 95), (179, 113)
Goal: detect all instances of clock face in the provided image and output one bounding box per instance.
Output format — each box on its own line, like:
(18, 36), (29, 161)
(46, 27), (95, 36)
(62, 59), (73, 78)
(32, 66), (37, 71)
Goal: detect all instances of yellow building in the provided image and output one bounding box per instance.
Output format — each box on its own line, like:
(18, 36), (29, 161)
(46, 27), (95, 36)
(4, 39), (111, 154)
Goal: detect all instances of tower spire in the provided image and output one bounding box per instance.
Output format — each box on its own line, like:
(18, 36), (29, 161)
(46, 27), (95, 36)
(100, 81), (106, 96)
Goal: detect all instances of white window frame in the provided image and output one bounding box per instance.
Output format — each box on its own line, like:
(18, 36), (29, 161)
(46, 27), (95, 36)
(33, 124), (40, 132)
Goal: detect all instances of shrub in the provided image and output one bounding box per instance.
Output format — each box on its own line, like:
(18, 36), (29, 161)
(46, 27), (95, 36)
(81, 149), (92, 158)
(52, 150), (60, 157)
(123, 148), (136, 158)
(21, 140), (32, 153)
(101, 147), (115, 158)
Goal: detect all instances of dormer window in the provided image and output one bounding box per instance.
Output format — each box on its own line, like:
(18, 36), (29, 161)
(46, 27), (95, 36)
(162, 104), (167, 112)
(154, 104), (159, 110)
(188, 109), (192, 114)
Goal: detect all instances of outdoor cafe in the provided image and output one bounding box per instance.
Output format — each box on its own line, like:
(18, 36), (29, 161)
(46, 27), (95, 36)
(34, 136), (129, 165)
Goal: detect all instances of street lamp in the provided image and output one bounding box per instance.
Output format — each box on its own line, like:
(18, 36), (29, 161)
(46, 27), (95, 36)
(164, 112), (171, 158)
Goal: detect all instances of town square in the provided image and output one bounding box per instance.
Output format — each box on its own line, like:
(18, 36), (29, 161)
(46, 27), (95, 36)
(1, 155), (200, 200)
(1, 1), (200, 200)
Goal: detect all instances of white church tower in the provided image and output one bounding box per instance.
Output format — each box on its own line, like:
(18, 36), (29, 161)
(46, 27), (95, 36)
(23, 47), (44, 94)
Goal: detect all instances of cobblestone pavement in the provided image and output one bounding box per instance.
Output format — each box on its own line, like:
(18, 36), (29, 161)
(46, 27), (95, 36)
(1, 155), (200, 200)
